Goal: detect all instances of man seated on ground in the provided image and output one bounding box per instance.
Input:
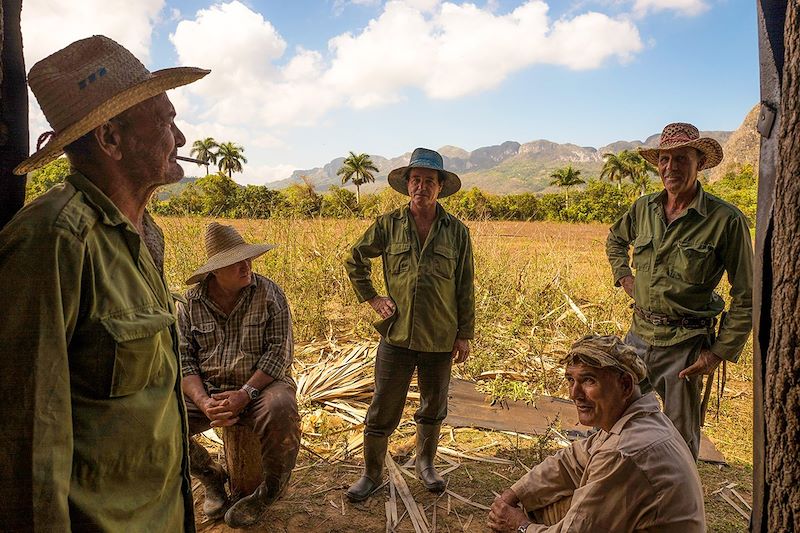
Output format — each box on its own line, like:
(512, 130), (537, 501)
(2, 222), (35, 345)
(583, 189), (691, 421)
(488, 334), (705, 532)
(177, 222), (300, 529)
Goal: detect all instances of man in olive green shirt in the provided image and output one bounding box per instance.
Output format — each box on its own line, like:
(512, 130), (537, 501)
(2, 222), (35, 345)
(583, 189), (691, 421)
(344, 147), (475, 502)
(606, 122), (753, 458)
(0, 37), (208, 530)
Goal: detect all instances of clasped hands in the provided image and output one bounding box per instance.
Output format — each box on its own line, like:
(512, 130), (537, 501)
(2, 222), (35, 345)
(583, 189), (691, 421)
(200, 389), (251, 428)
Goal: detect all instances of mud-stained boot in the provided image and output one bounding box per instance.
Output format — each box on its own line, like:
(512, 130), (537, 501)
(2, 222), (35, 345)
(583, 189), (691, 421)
(189, 438), (229, 519)
(346, 434), (388, 502)
(223, 481), (285, 529)
(415, 423), (445, 492)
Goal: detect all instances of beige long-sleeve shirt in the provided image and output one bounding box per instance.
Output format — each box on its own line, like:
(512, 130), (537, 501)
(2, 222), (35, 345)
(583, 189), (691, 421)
(511, 393), (705, 532)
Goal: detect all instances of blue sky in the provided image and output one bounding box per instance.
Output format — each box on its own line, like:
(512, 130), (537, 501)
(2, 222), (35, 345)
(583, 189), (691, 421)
(21, 0), (758, 184)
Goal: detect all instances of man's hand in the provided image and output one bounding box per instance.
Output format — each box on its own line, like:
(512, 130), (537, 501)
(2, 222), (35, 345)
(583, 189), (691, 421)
(488, 494), (530, 533)
(619, 275), (635, 298)
(678, 348), (723, 379)
(201, 390), (251, 428)
(452, 338), (470, 364)
(368, 295), (396, 319)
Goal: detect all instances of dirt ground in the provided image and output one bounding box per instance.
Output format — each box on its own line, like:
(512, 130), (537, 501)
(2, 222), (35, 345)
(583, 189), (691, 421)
(194, 401), (753, 533)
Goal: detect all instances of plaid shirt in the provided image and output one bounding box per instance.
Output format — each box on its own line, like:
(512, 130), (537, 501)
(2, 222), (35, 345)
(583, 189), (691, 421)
(178, 273), (294, 392)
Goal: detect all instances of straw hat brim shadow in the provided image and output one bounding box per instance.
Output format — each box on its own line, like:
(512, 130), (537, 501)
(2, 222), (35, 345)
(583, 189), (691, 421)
(14, 66), (210, 175)
(185, 243), (275, 285)
(387, 166), (462, 198)
(638, 137), (723, 171)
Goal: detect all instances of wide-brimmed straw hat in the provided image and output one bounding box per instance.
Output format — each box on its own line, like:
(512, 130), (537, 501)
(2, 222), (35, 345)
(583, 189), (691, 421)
(638, 122), (723, 171)
(387, 147), (462, 198)
(13, 35), (210, 175)
(560, 334), (648, 382)
(186, 223), (275, 285)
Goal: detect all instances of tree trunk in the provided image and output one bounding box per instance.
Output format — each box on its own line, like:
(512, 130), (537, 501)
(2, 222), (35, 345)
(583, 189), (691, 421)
(764, 1), (800, 529)
(355, 184), (360, 205)
(0, 0), (28, 231)
(222, 425), (263, 499)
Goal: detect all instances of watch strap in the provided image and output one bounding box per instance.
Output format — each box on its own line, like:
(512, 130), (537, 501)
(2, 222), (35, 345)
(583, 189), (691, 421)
(241, 383), (260, 400)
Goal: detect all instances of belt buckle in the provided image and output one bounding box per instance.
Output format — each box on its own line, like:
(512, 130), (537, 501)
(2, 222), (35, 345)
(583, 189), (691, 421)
(652, 315), (667, 326)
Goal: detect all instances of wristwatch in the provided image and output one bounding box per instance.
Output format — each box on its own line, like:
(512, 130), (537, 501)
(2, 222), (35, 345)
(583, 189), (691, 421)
(517, 522), (531, 533)
(241, 384), (260, 400)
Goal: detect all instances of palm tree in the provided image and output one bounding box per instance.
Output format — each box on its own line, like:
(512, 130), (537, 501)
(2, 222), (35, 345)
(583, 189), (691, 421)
(217, 142), (247, 178)
(336, 152), (380, 204)
(190, 137), (219, 176)
(621, 151), (656, 197)
(549, 165), (585, 209)
(600, 152), (628, 190)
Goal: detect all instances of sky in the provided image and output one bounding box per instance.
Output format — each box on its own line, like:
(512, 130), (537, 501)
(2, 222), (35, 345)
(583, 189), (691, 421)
(20, 0), (759, 184)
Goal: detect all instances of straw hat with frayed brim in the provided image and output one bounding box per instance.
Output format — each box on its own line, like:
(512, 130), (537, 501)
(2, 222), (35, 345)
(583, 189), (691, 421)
(186, 223), (276, 285)
(387, 147), (461, 198)
(638, 122), (723, 171)
(14, 35), (210, 175)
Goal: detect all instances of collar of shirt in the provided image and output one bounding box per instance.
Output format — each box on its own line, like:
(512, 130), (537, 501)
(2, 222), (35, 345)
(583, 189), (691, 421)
(606, 393), (661, 435)
(393, 202), (452, 226)
(648, 182), (709, 219)
(67, 172), (136, 229)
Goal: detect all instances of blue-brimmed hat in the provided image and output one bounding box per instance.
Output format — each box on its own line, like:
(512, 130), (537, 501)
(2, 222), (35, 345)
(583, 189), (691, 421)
(387, 147), (462, 198)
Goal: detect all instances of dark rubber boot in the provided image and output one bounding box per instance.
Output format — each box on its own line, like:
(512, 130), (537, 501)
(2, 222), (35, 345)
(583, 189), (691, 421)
(415, 423), (445, 492)
(223, 481), (285, 529)
(346, 434), (388, 502)
(189, 438), (229, 519)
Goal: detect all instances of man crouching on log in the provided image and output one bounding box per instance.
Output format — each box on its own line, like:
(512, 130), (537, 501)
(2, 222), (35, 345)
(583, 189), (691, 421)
(344, 147), (476, 501)
(178, 222), (300, 528)
(488, 335), (705, 532)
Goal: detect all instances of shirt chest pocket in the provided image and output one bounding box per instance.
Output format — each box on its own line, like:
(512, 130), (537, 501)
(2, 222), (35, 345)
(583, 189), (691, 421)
(386, 242), (411, 274)
(432, 245), (457, 279)
(191, 321), (218, 357)
(241, 315), (266, 355)
(100, 308), (176, 398)
(670, 241), (717, 284)
(631, 235), (654, 273)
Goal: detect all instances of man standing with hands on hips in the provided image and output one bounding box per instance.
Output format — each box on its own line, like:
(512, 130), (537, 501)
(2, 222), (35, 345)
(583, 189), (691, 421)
(606, 122), (753, 459)
(344, 147), (475, 501)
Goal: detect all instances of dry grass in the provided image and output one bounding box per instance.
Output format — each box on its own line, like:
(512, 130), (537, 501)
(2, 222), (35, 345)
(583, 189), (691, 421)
(158, 216), (754, 532)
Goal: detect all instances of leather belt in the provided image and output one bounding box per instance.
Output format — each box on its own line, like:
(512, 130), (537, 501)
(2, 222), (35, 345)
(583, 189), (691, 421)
(631, 304), (716, 329)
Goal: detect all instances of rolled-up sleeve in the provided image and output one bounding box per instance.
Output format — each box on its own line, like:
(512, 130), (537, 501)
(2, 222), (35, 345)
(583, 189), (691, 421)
(456, 227), (475, 339)
(606, 206), (637, 286)
(344, 220), (384, 303)
(710, 214), (754, 361)
(256, 286), (293, 380)
(176, 300), (201, 376)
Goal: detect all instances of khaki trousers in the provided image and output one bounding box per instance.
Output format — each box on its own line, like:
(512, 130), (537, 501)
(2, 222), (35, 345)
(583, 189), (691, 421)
(625, 331), (707, 459)
(186, 380), (301, 491)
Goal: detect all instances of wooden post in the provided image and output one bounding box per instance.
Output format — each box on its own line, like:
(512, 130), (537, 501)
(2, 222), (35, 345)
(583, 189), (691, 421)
(222, 425), (262, 498)
(0, 0), (29, 231)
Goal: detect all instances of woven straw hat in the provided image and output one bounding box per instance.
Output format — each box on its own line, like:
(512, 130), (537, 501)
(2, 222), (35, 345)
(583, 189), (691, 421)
(387, 147), (461, 198)
(185, 223), (275, 285)
(638, 122), (723, 171)
(560, 334), (648, 382)
(13, 35), (210, 175)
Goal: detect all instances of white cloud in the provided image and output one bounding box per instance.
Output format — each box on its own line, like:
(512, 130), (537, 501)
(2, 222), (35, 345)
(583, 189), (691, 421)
(21, 0), (164, 67)
(632, 0), (709, 17)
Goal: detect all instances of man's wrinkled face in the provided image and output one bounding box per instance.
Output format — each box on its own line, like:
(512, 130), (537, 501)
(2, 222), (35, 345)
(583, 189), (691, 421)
(116, 93), (186, 186)
(407, 167), (444, 210)
(658, 146), (704, 198)
(212, 259), (253, 292)
(565, 364), (630, 432)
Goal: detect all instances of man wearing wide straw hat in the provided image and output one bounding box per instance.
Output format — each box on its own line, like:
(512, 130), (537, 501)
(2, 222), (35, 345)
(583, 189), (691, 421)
(488, 335), (705, 532)
(178, 222), (299, 528)
(0, 36), (208, 530)
(606, 122), (753, 459)
(344, 147), (475, 501)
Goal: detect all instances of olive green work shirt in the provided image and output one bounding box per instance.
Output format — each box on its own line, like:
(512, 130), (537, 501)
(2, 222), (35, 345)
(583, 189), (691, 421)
(0, 173), (194, 532)
(345, 203), (475, 352)
(606, 184), (753, 361)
